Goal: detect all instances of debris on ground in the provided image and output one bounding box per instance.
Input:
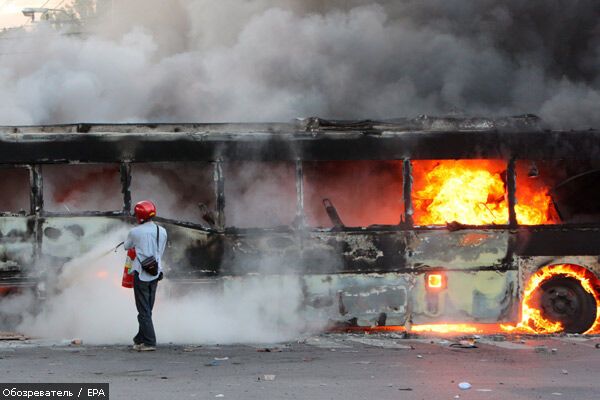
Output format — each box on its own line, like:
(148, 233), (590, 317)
(257, 348), (283, 353)
(71, 339), (82, 346)
(416, 354), (423, 359)
(0, 332), (28, 341)
(205, 360), (220, 367)
(450, 339), (477, 348)
(398, 388), (413, 391)
(215, 395), (224, 398)
(214, 357), (229, 361)
(561, 369), (568, 375)
(534, 345), (549, 353)
(458, 382), (472, 390)
(259, 375), (276, 381)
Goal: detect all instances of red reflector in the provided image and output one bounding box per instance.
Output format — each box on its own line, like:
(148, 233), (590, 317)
(427, 273), (445, 289)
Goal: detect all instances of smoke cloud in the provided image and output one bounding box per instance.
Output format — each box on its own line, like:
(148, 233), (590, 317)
(0, 0), (598, 128)
(2, 227), (315, 344)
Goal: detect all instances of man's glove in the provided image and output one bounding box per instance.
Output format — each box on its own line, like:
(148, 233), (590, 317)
(158, 272), (164, 281)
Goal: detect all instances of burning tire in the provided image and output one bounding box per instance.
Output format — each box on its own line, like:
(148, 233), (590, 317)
(536, 276), (597, 334)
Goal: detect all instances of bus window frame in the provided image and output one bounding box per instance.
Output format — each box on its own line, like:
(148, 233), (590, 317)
(127, 160), (221, 231)
(290, 159), (409, 232)
(0, 164), (34, 216)
(38, 162), (128, 218)
(406, 158), (516, 230)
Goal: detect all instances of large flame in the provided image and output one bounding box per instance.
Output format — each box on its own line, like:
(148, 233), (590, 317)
(501, 264), (600, 334)
(412, 160), (556, 225)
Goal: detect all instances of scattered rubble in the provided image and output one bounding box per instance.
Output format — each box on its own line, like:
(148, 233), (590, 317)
(534, 345), (549, 353)
(0, 332), (28, 341)
(450, 339), (477, 348)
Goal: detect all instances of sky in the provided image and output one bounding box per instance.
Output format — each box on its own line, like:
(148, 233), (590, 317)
(0, 0), (70, 29)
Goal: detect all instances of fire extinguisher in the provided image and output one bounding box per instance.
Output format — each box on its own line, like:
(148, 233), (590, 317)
(121, 248), (136, 288)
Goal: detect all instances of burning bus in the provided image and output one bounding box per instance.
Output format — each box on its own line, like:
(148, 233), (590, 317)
(1, 115), (600, 334)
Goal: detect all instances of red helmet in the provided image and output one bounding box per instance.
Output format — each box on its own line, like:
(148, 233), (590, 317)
(134, 200), (156, 223)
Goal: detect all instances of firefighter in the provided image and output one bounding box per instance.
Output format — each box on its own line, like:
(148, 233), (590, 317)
(124, 200), (167, 351)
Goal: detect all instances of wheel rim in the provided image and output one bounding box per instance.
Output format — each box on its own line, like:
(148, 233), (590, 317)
(536, 276), (597, 333)
(541, 286), (580, 322)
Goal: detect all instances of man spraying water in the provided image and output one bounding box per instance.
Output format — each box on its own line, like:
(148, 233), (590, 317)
(125, 200), (167, 351)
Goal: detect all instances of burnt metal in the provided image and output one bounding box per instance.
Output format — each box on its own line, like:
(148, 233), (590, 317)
(0, 117), (598, 163)
(294, 160), (305, 228)
(551, 169), (600, 222)
(403, 159), (413, 226)
(120, 162), (132, 215)
(214, 160), (225, 231)
(322, 199), (344, 229)
(29, 165), (42, 215)
(507, 158), (517, 227)
(515, 227), (600, 256)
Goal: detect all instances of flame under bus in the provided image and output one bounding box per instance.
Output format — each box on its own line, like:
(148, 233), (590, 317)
(1, 116), (600, 334)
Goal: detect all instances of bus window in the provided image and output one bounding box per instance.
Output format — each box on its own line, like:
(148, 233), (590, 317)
(130, 163), (215, 224)
(412, 160), (508, 226)
(224, 162), (296, 228)
(0, 167), (29, 214)
(43, 164), (122, 213)
(516, 160), (600, 224)
(303, 161), (404, 228)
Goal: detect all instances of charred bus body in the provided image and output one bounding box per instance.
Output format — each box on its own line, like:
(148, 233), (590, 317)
(1, 115), (600, 333)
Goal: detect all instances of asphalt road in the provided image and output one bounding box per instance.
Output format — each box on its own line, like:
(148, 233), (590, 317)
(0, 333), (599, 400)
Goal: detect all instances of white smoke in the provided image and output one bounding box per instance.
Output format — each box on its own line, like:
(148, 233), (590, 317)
(0, 0), (598, 128)
(6, 227), (316, 344)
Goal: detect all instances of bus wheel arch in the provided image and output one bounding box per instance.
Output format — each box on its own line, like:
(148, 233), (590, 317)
(527, 264), (600, 334)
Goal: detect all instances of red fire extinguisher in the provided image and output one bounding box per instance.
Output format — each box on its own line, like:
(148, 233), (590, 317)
(121, 248), (136, 288)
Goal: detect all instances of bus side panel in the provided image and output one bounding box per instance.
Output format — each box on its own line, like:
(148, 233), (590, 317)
(410, 270), (518, 324)
(301, 273), (410, 326)
(220, 231), (304, 275)
(406, 229), (517, 324)
(302, 231), (408, 273)
(221, 231), (408, 274)
(408, 229), (510, 270)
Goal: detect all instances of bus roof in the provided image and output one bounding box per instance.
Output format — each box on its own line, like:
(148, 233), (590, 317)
(0, 115), (598, 163)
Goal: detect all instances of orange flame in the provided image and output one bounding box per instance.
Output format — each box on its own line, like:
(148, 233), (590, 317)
(501, 264), (600, 334)
(412, 160), (555, 225)
(410, 324), (486, 334)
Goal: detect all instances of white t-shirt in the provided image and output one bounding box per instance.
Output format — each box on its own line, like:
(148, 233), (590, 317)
(124, 221), (167, 282)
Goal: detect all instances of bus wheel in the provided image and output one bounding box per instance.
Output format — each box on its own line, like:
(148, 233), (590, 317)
(538, 276), (597, 333)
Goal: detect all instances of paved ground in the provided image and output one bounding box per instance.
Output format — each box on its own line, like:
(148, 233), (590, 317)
(1, 333), (599, 400)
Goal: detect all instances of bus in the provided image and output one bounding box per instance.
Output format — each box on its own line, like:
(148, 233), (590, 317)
(0, 115), (599, 334)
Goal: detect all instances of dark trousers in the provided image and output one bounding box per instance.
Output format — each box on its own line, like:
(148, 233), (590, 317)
(133, 272), (158, 346)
